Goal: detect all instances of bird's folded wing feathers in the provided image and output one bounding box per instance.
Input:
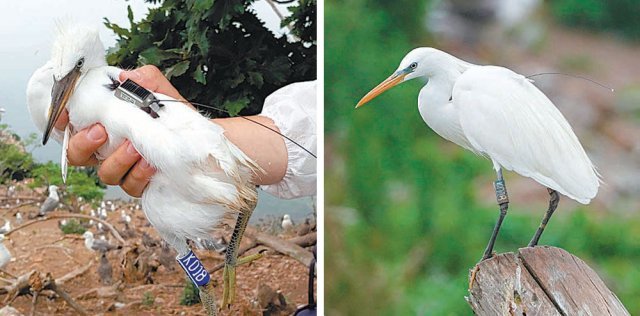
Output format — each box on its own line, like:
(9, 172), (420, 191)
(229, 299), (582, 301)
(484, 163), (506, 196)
(453, 66), (599, 204)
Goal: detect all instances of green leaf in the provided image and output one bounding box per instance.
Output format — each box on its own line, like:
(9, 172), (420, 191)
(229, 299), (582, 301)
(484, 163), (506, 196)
(104, 0), (316, 119)
(103, 19), (130, 38)
(127, 5), (134, 24)
(193, 65), (207, 85)
(196, 27), (210, 56)
(139, 22), (151, 33)
(223, 97), (250, 116)
(165, 60), (191, 79)
(138, 47), (179, 65)
(247, 71), (264, 88)
(192, 0), (214, 13)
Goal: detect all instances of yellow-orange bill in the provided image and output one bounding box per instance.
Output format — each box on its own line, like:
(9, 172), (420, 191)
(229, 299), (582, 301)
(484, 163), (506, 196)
(43, 68), (81, 145)
(355, 73), (406, 108)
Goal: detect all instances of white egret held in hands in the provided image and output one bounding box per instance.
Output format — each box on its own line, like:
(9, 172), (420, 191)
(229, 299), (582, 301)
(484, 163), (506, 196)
(27, 24), (263, 314)
(356, 47), (599, 260)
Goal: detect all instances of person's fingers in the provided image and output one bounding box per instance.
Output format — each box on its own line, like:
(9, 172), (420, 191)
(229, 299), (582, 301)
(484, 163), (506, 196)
(66, 124), (106, 166)
(119, 65), (183, 99)
(97, 140), (141, 185)
(54, 109), (69, 131)
(120, 159), (155, 197)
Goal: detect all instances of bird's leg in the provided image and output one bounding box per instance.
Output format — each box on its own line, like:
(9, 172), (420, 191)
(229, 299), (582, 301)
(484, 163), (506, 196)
(528, 189), (559, 247)
(481, 169), (509, 261)
(175, 248), (216, 316)
(198, 282), (218, 316)
(222, 207), (258, 307)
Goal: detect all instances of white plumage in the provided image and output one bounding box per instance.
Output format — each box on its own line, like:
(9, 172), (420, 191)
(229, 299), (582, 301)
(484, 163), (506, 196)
(454, 66), (598, 203)
(27, 24), (259, 311)
(39, 185), (60, 215)
(357, 47), (600, 259)
(27, 24), (257, 256)
(358, 47), (599, 204)
(281, 214), (294, 232)
(0, 234), (11, 269)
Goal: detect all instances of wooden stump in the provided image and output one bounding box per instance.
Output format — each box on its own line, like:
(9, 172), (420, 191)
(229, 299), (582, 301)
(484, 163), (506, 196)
(466, 246), (629, 316)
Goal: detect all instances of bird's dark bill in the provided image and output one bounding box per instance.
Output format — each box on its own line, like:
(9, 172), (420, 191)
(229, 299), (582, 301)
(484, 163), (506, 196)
(43, 68), (81, 145)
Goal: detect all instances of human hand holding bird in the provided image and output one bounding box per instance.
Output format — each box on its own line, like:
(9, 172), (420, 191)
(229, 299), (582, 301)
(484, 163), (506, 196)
(52, 66), (288, 198)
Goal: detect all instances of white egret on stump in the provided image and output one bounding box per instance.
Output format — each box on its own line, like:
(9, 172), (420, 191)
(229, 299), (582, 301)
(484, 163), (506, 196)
(356, 47), (599, 260)
(27, 24), (263, 314)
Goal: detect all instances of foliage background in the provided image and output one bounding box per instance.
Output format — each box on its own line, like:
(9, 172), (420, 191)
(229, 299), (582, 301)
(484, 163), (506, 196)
(106, 0), (316, 117)
(0, 125), (105, 203)
(325, 0), (640, 314)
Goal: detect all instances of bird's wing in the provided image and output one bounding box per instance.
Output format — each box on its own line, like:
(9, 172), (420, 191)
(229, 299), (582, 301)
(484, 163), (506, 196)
(39, 197), (58, 214)
(453, 66), (599, 204)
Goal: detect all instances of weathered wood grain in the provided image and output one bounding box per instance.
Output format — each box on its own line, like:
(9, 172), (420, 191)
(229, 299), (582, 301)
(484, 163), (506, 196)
(466, 246), (629, 316)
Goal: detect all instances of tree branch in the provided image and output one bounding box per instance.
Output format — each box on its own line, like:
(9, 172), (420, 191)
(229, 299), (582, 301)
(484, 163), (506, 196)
(5, 212), (125, 244)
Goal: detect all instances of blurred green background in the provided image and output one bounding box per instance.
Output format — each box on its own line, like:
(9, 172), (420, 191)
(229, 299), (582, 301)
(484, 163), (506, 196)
(325, 0), (640, 314)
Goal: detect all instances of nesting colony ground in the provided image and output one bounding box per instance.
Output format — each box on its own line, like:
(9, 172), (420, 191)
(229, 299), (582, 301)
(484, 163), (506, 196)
(0, 183), (315, 315)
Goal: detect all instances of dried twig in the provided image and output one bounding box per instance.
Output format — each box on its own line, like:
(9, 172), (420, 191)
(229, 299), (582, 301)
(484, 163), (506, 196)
(0, 195), (42, 202)
(207, 231), (316, 273)
(29, 290), (39, 316)
(6, 212), (125, 244)
(0, 261), (91, 298)
(57, 260), (93, 285)
(247, 229), (315, 266)
(44, 274), (89, 315)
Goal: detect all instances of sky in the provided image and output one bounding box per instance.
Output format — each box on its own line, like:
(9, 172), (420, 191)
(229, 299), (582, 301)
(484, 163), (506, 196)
(0, 0), (312, 219)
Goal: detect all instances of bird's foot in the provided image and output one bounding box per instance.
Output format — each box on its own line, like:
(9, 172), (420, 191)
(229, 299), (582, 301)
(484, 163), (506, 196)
(237, 251), (264, 266)
(222, 263), (236, 308)
(222, 251), (265, 307)
(198, 282), (218, 316)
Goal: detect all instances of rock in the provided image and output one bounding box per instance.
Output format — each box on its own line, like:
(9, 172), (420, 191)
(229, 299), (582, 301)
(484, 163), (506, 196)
(0, 306), (23, 316)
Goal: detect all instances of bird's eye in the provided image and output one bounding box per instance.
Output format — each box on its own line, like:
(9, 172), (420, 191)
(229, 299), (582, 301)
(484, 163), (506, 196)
(76, 58), (84, 68)
(410, 62), (418, 69)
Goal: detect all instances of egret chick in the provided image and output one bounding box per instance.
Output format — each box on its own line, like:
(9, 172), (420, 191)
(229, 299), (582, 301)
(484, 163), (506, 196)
(98, 252), (113, 285)
(357, 47), (599, 260)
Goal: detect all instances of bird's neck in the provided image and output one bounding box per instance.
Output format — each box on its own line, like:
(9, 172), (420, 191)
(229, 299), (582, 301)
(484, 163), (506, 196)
(421, 74), (457, 107)
(417, 66), (471, 149)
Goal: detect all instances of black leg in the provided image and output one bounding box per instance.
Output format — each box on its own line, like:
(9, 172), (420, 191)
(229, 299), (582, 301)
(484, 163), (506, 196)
(528, 189), (559, 247)
(481, 169), (509, 261)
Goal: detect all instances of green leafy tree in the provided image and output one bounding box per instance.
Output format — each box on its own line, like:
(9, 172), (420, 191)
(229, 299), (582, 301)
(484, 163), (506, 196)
(550, 0), (640, 40)
(0, 126), (35, 183)
(0, 142), (34, 183)
(31, 162), (105, 202)
(105, 0), (316, 117)
(283, 0), (316, 45)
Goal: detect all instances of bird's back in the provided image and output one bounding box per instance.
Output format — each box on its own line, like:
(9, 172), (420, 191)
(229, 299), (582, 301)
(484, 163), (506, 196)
(453, 66), (599, 204)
